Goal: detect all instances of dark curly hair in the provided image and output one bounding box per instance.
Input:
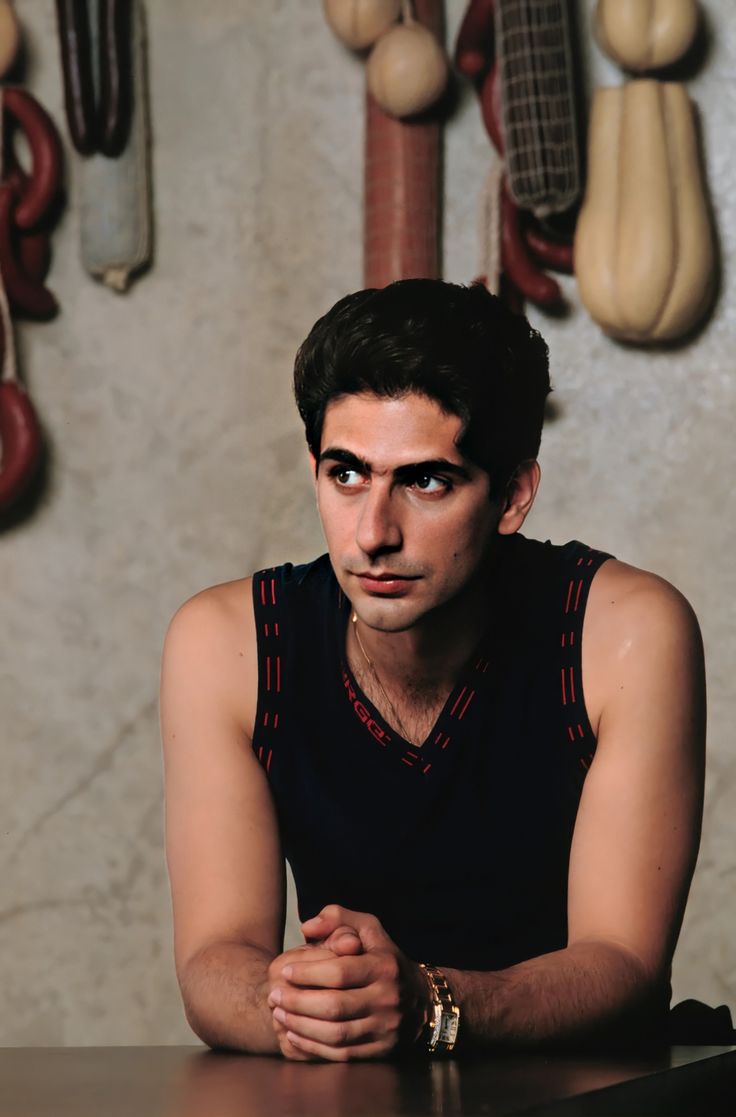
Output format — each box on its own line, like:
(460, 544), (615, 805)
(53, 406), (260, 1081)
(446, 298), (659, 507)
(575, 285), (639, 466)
(293, 279), (550, 499)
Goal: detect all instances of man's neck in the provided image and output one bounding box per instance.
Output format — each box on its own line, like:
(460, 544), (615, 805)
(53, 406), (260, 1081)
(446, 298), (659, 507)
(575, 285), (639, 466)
(350, 561), (495, 696)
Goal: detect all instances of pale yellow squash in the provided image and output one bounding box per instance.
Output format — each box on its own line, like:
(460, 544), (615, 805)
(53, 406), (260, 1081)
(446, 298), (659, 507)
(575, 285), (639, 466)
(574, 81), (714, 342)
(594, 0), (699, 71)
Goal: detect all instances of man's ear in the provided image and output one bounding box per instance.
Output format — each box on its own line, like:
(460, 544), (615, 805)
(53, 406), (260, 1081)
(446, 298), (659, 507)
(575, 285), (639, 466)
(497, 460), (541, 536)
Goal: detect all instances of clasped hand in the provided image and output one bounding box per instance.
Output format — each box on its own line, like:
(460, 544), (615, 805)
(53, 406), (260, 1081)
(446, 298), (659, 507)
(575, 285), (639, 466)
(267, 906), (429, 1061)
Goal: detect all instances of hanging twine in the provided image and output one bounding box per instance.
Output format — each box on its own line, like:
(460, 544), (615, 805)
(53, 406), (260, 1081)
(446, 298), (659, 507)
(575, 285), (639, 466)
(477, 157), (504, 294)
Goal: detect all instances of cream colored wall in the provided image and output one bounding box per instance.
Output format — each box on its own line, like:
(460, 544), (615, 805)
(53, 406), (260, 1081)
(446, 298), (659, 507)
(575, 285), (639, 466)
(0, 1), (733, 1045)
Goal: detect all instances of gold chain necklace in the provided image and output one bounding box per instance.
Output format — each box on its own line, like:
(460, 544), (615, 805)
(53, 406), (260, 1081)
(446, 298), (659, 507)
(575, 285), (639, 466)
(351, 612), (418, 745)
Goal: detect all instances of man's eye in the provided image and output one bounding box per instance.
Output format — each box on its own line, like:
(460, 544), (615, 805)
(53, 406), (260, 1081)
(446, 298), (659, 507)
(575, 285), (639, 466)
(413, 474), (449, 494)
(330, 467), (362, 487)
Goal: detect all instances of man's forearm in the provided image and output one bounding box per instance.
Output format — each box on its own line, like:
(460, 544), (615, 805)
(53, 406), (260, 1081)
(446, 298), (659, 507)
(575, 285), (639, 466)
(445, 940), (665, 1049)
(179, 941), (279, 1054)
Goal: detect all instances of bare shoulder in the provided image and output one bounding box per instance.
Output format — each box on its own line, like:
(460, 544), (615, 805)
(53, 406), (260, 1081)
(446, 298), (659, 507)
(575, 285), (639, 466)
(583, 559), (704, 736)
(587, 558), (701, 642)
(162, 577), (258, 739)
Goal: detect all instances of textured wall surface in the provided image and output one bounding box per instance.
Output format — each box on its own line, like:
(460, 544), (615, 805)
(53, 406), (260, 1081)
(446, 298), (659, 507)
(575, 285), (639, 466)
(0, 1), (733, 1045)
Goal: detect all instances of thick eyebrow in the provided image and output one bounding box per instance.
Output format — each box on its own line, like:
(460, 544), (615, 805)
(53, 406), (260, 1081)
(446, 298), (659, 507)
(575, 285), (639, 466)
(318, 447), (471, 481)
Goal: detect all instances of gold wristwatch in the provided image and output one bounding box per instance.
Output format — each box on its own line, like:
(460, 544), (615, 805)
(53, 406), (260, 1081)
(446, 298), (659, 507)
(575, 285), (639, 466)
(419, 963), (460, 1055)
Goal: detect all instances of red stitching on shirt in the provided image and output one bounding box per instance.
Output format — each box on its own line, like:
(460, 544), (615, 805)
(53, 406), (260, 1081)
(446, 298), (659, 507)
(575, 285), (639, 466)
(263, 711), (269, 727)
(270, 578), (277, 606)
(565, 580), (574, 613)
(574, 579), (583, 612)
(450, 686), (467, 717)
(458, 690), (475, 720)
(561, 668), (567, 705)
(569, 666), (576, 704)
(267, 749), (272, 772)
(567, 726), (575, 742)
(577, 723), (584, 738)
(276, 656), (281, 693)
(274, 713), (279, 729)
(260, 580), (266, 607)
(423, 763), (432, 774)
(266, 656), (271, 691)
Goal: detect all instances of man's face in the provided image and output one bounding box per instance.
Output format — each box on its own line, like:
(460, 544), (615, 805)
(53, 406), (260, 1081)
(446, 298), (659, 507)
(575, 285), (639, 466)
(313, 391), (501, 633)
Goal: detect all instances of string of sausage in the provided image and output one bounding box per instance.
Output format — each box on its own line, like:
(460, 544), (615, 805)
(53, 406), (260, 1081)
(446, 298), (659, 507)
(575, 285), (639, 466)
(0, 271), (43, 514)
(364, 0), (442, 287)
(456, 0), (573, 307)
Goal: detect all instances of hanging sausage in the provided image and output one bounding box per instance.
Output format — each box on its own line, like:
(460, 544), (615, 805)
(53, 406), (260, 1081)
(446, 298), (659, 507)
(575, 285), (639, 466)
(324, 0), (447, 287)
(0, 275), (43, 516)
(455, 0), (579, 309)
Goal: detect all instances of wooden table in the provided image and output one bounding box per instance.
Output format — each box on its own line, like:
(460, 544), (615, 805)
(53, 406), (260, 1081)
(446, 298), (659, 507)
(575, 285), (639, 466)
(1, 1045), (735, 1116)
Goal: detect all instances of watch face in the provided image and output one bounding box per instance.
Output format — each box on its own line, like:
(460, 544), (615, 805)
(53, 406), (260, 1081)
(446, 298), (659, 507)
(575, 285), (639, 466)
(439, 1012), (459, 1046)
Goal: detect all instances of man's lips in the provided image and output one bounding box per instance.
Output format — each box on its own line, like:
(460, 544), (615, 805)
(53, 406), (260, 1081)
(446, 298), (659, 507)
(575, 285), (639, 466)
(352, 572), (420, 594)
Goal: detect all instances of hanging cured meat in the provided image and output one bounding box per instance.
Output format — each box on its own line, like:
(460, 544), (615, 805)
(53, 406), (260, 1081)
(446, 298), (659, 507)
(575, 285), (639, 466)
(0, 277), (43, 515)
(363, 0), (443, 287)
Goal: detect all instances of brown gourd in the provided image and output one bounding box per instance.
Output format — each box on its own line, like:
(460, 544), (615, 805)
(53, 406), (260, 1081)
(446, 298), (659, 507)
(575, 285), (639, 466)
(574, 81), (714, 343)
(594, 0), (699, 72)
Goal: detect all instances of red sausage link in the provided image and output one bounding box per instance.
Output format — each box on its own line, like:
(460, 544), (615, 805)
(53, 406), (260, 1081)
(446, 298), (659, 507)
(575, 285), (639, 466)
(3, 159), (53, 283)
(55, 0), (97, 154)
(0, 379), (43, 513)
(0, 185), (58, 319)
(3, 87), (64, 230)
(524, 223), (574, 273)
(98, 0), (133, 157)
(479, 62), (504, 154)
(18, 230), (52, 285)
(501, 184), (562, 307)
(454, 0), (495, 79)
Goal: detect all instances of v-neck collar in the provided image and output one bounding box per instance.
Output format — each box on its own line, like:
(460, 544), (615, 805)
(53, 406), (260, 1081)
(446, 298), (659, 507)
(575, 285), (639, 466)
(333, 583), (497, 777)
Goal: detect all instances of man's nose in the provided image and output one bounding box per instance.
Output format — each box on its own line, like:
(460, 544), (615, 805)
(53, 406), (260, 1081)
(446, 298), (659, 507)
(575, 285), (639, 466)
(355, 485), (402, 555)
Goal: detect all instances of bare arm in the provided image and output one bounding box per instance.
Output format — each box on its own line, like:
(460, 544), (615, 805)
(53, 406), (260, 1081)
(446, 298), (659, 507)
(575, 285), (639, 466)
(268, 566), (706, 1057)
(160, 582), (284, 1053)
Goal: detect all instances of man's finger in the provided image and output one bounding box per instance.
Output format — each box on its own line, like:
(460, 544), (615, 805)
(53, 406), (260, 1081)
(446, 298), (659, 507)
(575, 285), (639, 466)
(285, 1028), (389, 1062)
(273, 1005), (375, 1048)
(268, 983), (368, 1022)
(301, 906), (389, 953)
(314, 927), (363, 955)
(281, 954), (375, 989)
(301, 905), (366, 937)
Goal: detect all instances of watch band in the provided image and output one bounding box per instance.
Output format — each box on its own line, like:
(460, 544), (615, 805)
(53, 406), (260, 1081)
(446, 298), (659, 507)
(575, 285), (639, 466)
(419, 963), (460, 1055)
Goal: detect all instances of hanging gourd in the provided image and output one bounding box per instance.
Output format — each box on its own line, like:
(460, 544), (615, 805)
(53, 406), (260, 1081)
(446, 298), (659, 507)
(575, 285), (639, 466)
(322, 0), (402, 49)
(594, 0), (700, 72)
(366, 11), (448, 117)
(0, 0), (20, 77)
(324, 0), (448, 119)
(574, 81), (714, 343)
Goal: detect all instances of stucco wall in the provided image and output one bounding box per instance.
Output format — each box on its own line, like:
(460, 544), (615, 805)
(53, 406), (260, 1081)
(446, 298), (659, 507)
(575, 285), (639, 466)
(0, 1), (733, 1044)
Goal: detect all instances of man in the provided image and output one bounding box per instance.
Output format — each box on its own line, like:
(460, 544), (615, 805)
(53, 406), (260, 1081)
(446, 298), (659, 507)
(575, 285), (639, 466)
(160, 280), (705, 1061)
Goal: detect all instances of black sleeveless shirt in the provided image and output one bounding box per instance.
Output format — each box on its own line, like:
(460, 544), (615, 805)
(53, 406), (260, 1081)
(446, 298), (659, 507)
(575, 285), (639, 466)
(251, 534), (612, 971)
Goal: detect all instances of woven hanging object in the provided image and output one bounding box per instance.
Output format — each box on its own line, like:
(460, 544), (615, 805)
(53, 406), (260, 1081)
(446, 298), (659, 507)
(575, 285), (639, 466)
(495, 0), (580, 217)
